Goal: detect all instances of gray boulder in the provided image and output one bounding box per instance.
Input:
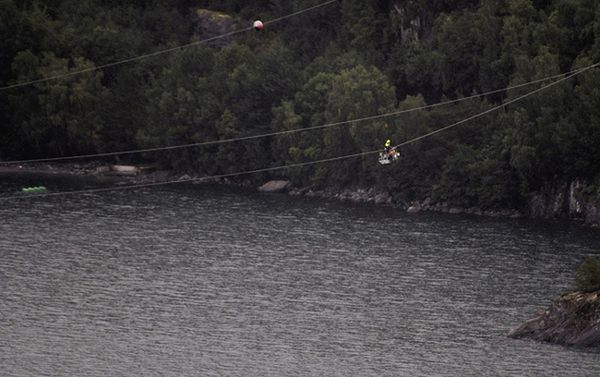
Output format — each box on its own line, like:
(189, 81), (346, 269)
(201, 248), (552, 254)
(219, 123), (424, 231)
(258, 180), (291, 193)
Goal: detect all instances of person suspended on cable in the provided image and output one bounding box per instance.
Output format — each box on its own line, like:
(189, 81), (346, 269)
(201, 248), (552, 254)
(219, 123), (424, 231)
(384, 139), (397, 157)
(379, 138), (399, 165)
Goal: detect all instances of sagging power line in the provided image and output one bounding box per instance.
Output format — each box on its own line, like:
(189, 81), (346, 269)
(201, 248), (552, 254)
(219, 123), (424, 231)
(0, 0), (339, 91)
(3, 61), (597, 201)
(0, 63), (595, 166)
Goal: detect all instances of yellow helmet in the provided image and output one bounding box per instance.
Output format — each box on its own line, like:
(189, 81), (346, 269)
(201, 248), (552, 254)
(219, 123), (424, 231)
(385, 139), (391, 147)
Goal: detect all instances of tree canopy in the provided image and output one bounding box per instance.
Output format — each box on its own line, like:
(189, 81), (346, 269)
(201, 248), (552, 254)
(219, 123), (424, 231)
(1, 0), (599, 209)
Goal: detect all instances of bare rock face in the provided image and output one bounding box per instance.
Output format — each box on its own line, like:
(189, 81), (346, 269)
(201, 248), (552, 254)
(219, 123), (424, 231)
(258, 180), (291, 193)
(193, 9), (242, 47)
(528, 180), (600, 226)
(508, 291), (600, 347)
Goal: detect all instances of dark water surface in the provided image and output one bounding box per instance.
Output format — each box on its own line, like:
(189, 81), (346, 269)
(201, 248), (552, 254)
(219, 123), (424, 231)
(1, 177), (599, 376)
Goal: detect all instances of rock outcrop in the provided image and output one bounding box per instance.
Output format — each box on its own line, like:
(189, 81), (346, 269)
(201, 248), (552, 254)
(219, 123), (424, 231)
(508, 291), (600, 347)
(94, 165), (143, 176)
(193, 9), (242, 47)
(529, 180), (600, 226)
(258, 180), (291, 193)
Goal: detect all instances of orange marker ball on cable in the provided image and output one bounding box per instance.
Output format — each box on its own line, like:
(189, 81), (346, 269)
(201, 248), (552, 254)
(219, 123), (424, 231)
(253, 20), (264, 30)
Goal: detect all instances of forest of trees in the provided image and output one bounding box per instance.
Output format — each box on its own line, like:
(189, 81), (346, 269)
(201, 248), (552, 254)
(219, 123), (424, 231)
(1, 0), (599, 210)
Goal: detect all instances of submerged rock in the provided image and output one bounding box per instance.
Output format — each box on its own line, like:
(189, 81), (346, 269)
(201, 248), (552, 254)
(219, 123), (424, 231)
(508, 291), (600, 347)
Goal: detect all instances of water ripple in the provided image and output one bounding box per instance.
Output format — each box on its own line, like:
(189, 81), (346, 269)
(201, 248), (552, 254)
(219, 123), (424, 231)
(1, 185), (599, 376)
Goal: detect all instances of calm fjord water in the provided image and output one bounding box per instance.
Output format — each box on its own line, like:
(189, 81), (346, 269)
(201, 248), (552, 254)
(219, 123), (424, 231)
(1, 180), (599, 376)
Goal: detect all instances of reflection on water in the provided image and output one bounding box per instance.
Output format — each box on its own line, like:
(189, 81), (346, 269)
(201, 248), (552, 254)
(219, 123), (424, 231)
(1, 179), (599, 376)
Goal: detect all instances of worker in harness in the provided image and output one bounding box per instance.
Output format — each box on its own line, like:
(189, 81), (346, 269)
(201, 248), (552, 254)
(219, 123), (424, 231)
(379, 139), (399, 165)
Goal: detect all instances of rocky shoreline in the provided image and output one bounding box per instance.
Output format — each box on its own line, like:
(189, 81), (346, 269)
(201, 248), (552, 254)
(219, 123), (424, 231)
(258, 179), (600, 227)
(508, 291), (600, 347)
(3, 163), (600, 227)
(0, 162), (147, 177)
(257, 179), (522, 216)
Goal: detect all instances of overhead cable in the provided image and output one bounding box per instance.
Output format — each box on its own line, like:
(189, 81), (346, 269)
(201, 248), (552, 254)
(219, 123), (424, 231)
(2, 61), (597, 201)
(0, 0), (339, 91)
(0, 62), (595, 166)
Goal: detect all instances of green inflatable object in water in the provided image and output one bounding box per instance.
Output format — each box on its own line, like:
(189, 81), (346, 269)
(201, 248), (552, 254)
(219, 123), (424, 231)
(21, 186), (48, 194)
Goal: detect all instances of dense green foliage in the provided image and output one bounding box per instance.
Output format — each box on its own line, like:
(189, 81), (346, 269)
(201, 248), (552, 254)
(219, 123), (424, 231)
(1, 0), (600, 208)
(576, 256), (600, 292)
